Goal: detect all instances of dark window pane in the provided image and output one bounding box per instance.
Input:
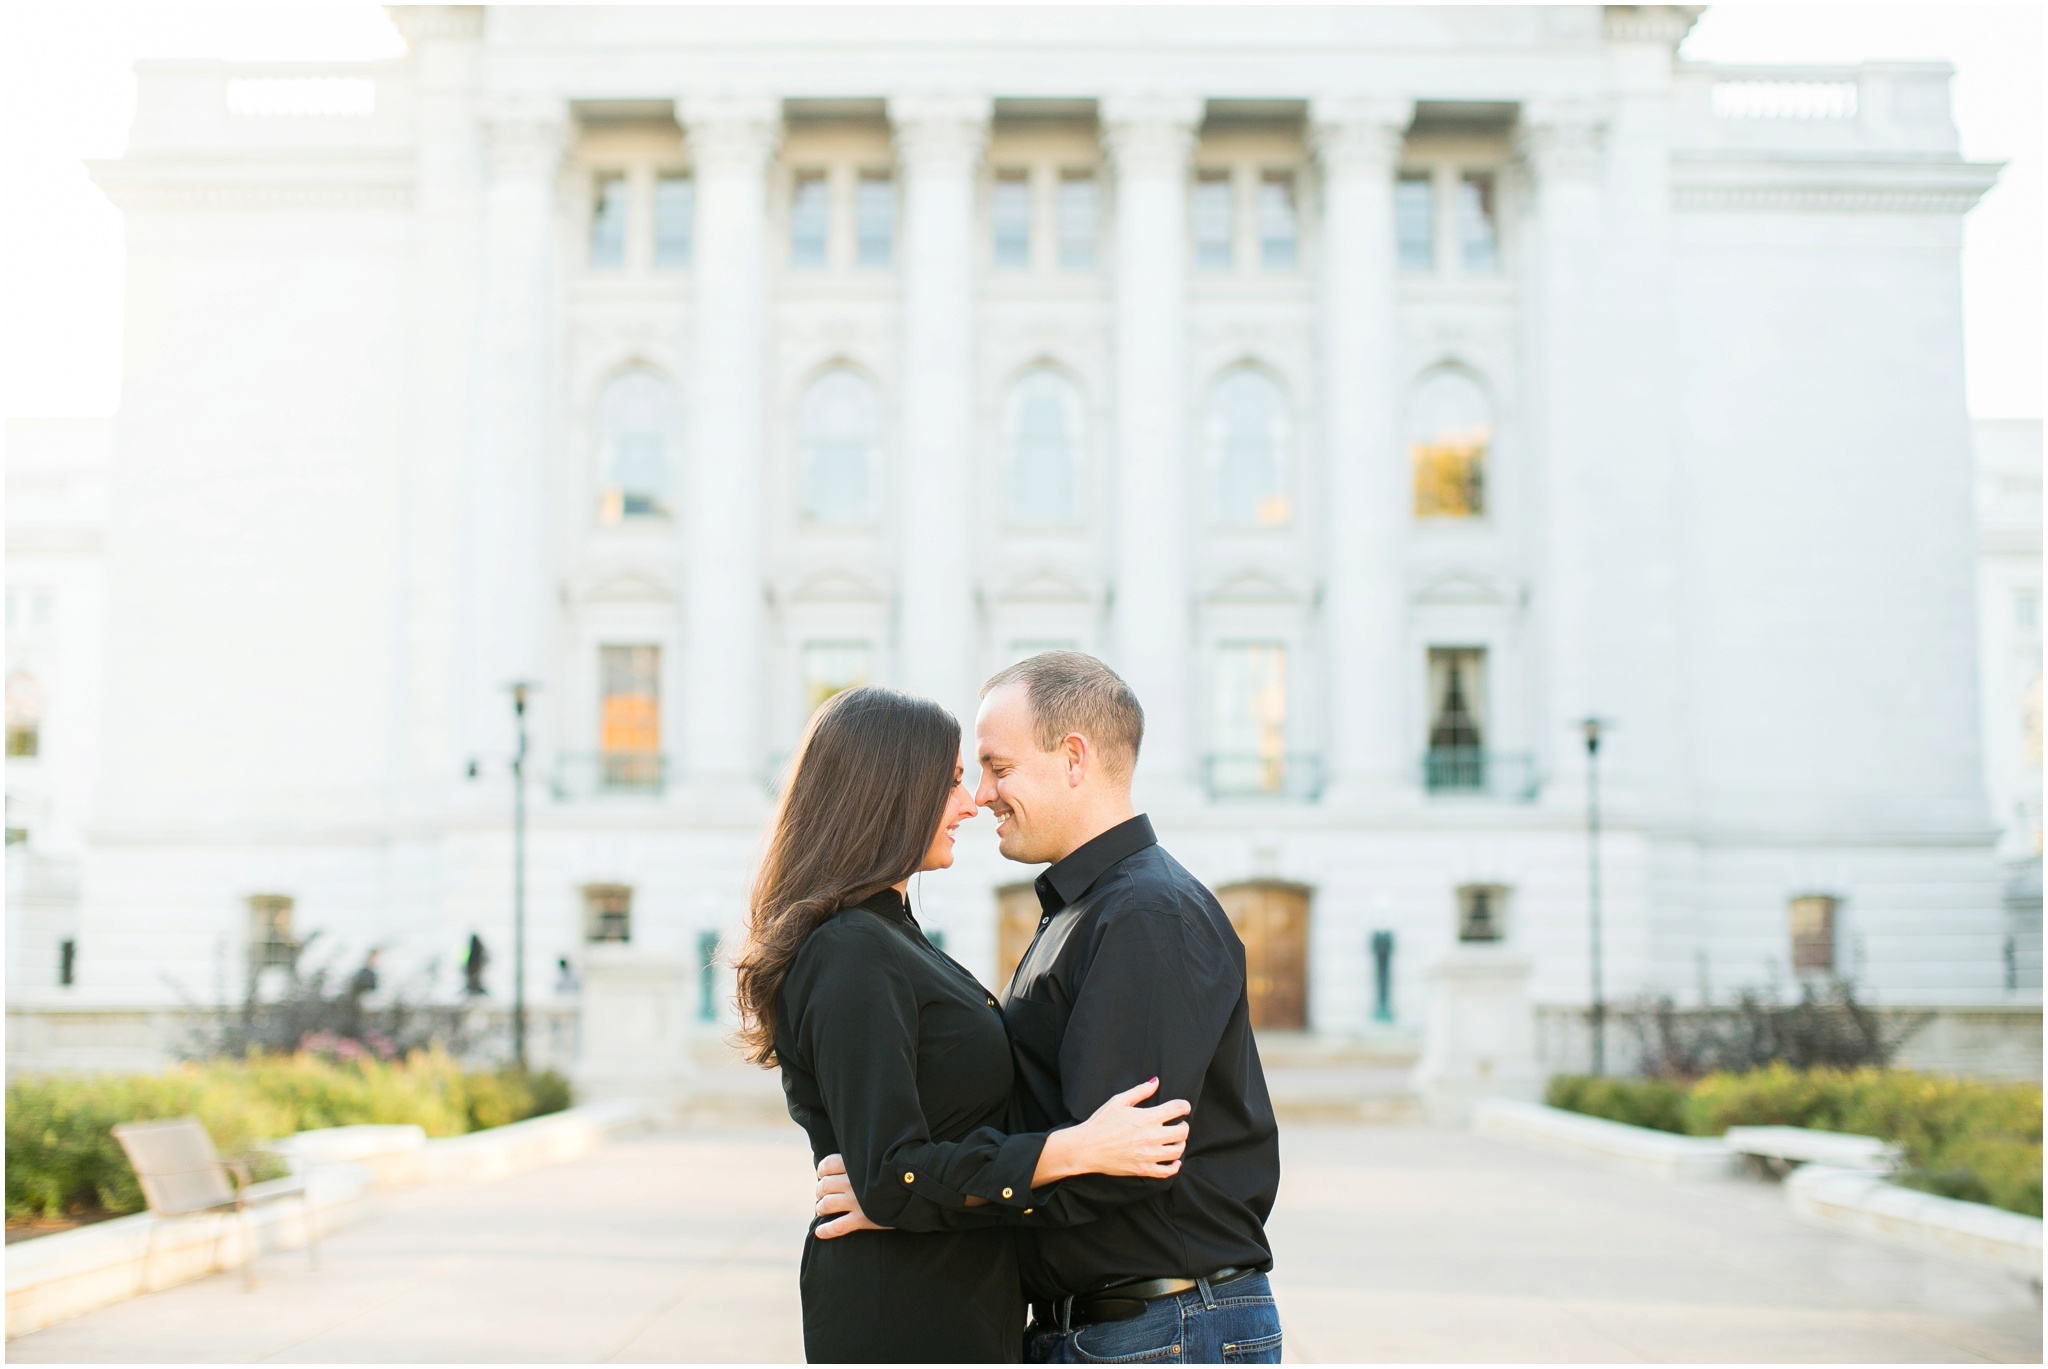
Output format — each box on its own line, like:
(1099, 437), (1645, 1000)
(790, 171), (828, 266)
(590, 172), (628, 267)
(1396, 173), (1434, 272)
(992, 170), (1031, 268)
(856, 172), (894, 266)
(655, 174), (692, 267)
(1193, 172), (1233, 270)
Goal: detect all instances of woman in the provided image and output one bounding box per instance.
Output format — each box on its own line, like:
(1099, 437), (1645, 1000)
(735, 685), (1189, 1363)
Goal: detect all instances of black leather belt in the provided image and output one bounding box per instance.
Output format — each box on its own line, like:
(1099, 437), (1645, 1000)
(1033, 1266), (1258, 1331)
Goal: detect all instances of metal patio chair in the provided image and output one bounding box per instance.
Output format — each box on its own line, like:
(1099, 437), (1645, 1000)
(112, 1116), (317, 1290)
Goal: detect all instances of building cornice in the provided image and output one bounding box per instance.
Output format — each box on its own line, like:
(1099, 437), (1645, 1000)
(388, 5), (485, 48)
(1603, 5), (1704, 47)
(89, 153), (414, 212)
(1672, 153), (2003, 214)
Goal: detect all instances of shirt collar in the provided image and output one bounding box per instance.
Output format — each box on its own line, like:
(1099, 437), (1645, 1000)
(854, 886), (914, 925)
(1034, 814), (1157, 915)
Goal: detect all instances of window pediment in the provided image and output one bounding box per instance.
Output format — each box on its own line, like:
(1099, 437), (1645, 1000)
(564, 562), (677, 605)
(1205, 567), (1302, 604)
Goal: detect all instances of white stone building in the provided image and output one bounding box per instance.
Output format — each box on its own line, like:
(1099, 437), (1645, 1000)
(7, 5), (2037, 1079)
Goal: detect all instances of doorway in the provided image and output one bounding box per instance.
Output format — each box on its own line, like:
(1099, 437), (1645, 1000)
(1216, 882), (1310, 1030)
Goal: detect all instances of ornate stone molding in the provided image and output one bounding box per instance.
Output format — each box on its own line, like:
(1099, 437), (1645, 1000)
(676, 94), (783, 174)
(1308, 96), (1414, 173)
(89, 157), (414, 212)
(1602, 5), (1703, 47)
(1100, 93), (1203, 179)
(1675, 184), (1996, 214)
(482, 96), (569, 180)
(1516, 99), (1611, 183)
(1671, 156), (2002, 216)
(388, 5), (485, 47)
(887, 95), (992, 173)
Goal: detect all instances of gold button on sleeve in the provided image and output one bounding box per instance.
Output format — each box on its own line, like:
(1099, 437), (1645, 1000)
(1001, 1187), (1014, 1199)
(903, 1171), (915, 1184)
(1024, 1208), (1034, 1215)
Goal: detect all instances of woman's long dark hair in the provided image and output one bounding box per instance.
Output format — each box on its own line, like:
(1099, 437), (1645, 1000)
(734, 685), (959, 1066)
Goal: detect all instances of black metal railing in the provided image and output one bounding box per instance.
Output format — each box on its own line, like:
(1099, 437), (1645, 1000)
(1423, 747), (1539, 801)
(1203, 753), (1325, 801)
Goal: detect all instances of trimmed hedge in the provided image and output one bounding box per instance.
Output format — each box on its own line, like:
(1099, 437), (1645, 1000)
(1546, 1066), (2042, 1218)
(6, 1049), (571, 1221)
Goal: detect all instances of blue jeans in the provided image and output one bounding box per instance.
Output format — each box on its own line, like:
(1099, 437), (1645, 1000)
(1024, 1272), (1282, 1364)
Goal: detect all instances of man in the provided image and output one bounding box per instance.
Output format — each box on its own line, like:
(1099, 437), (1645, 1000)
(817, 651), (1283, 1363)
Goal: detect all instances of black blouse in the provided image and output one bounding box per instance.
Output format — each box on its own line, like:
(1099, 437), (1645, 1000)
(774, 887), (1049, 1363)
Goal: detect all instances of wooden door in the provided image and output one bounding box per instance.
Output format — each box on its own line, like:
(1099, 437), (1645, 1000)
(995, 883), (1042, 996)
(1217, 883), (1310, 1031)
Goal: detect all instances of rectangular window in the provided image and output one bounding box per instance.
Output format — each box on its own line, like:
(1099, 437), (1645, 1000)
(1457, 885), (1509, 943)
(991, 170), (1032, 269)
(1396, 173), (1435, 272)
(58, 938), (76, 987)
(248, 894), (296, 970)
(1209, 643), (1288, 795)
(589, 171), (628, 268)
(584, 884), (632, 944)
(654, 173), (693, 267)
(1192, 171), (1234, 270)
(598, 645), (662, 792)
(1056, 171), (1097, 269)
(1458, 171), (1498, 273)
(1257, 171), (1297, 270)
(803, 641), (871, 713)
(698, 930), (720, 1021)
(1789, 894), (1838, 976)
(789, 171), (829, 267)
(856, 172), (895, 267)
(1425, 648), (1487, 792)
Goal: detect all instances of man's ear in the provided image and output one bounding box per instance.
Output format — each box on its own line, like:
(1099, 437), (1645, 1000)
(1062, 733), (1090, 787)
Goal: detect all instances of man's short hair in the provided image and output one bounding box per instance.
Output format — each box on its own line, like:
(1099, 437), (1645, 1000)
(981, 651), (1144, 780)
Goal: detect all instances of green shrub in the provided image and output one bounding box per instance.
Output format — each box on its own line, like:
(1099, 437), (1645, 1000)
(1683, 1065), (2041, 1218)
(1547, 1065), (2042, 1218)
(1546, 1075), (1689, 1134)
(5, 1051), (573, 1222)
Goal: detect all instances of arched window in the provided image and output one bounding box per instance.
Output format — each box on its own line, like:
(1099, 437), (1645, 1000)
(1409, 367), (1491, 519)
(596, 369), (680, 522)
(1206, 368), (1291, 527)
(799, 368), (882, 524)
(1002, 368), (1084, 526)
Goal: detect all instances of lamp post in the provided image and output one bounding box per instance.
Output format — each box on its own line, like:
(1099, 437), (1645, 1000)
(1580, 716), (1607, 1075)
(509, 682), (535, 1070)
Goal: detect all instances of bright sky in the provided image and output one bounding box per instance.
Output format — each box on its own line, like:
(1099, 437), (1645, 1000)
(0, 2), (2039, 420)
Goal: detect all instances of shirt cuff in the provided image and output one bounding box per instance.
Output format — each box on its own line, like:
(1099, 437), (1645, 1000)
(971, 1130), (1051, 1208)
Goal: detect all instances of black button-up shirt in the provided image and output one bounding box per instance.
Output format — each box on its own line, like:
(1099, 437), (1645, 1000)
(1000, 815), (1281, 1301)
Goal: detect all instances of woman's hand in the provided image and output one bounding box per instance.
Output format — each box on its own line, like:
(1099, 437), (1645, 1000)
(1032, 1077), (1190, 1186)
(813, 1154), (892, 1240)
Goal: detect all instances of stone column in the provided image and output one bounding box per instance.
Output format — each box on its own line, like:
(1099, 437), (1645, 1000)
(1517, 101), (1610, 795)
(677, 96), (780, 793)
(465, 96), (566, 763)
(889, 96), (990, 727)
(392, 6), (484, 807)
(1311, 97), (1413, 803)
(1102, 95), (1202, 802)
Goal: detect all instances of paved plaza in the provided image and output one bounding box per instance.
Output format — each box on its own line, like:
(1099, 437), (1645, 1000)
(10, 1123), (2040, 1363)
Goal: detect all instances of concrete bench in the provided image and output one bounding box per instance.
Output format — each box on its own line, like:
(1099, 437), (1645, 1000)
(1472, 1100), (1740, 1180)
(1723, 1125), (1902, 1173)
